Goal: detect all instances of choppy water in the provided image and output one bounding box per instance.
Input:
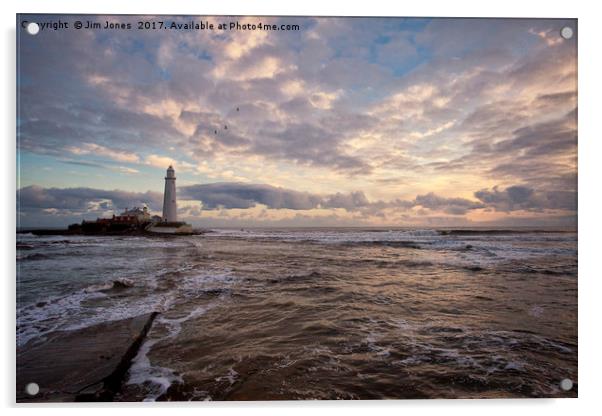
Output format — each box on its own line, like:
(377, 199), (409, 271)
(16, 228), (578, 400)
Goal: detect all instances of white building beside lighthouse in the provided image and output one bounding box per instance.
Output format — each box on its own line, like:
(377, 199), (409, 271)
(162, 165), (177, 222)
(148, 165), (192, 234)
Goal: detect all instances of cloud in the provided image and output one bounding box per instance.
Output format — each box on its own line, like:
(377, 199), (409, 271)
(252, 122), (372, 174)
(181, 181), (575, 216)
(180, 183), (324, 210)
(145, 154), (178, 169)
(528, 28), (564, 47)
(60, 159), (108, 169)
(474, 185), (576, 212)
(322, 191), (370, 210)
(18, 185), (163, 212)
(180, 182), (487, 217)
(413, 192), (485, 215)
(66, 143), (140, 163)
(117, 166), (140, 174)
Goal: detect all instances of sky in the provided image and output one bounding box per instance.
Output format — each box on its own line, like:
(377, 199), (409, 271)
(16, 15), (577, 228)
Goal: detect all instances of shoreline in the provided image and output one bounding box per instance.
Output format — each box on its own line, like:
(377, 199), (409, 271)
(16, 227), (574, 237)
(16, 228), (205, 237)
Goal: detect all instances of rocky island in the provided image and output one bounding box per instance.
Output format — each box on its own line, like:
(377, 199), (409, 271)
(19, 166), (196, 236)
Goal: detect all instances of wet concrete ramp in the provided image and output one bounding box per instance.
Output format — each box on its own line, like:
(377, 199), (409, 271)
(17, 312), (158, 402)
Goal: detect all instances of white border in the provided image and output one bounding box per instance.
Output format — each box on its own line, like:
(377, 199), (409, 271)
(3, 1), (600, 415)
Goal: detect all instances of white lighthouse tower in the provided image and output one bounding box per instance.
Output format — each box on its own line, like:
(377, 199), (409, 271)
(148, 165), (192, 234)
(162, 165), (177, 222)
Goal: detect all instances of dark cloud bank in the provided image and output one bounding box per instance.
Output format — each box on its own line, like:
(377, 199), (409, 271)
(17, 182), (576, 227)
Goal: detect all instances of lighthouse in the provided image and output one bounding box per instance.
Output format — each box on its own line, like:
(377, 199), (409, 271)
(148, 165), (192, 234)
(162, 165), (177, 222)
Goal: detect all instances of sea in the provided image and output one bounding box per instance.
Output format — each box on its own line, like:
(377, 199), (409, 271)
(16, 227), (578, 400)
